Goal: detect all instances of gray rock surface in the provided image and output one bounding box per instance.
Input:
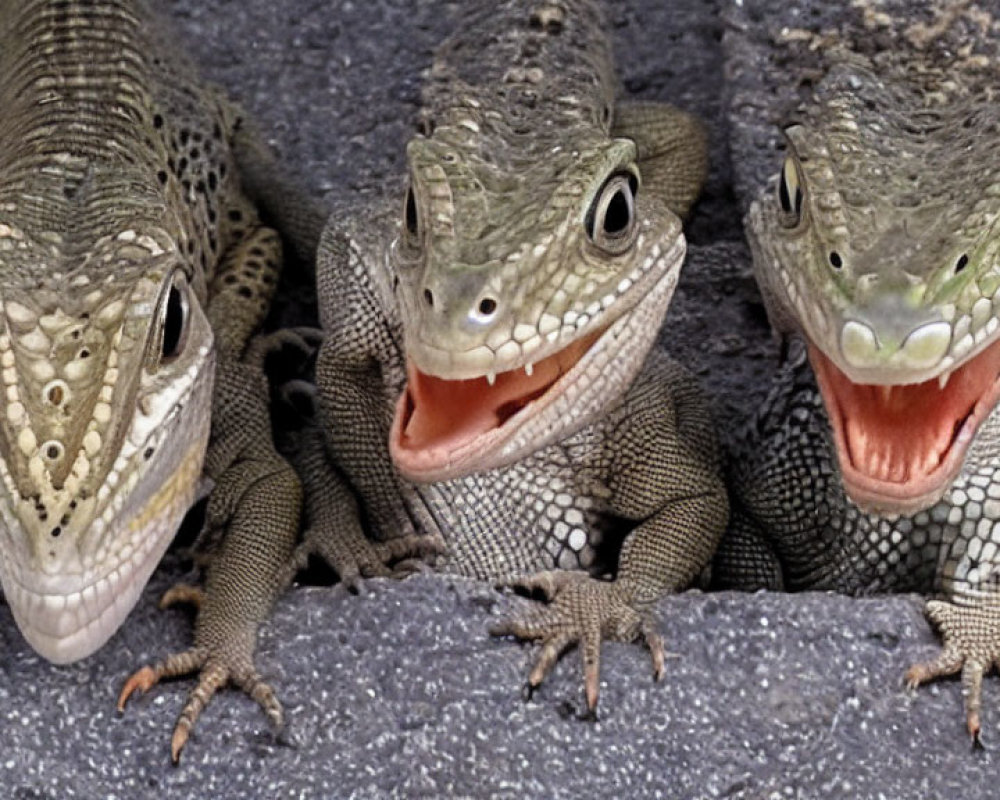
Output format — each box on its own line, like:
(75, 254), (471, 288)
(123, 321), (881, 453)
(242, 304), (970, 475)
(1, 1), (995, 798)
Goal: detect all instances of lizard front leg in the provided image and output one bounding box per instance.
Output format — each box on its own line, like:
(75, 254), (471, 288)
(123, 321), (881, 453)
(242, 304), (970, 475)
(119, 222), (301, 762)
(288, 226), (445, 587)
(287, 419), (445, 590)
(492, 360), (728, 713)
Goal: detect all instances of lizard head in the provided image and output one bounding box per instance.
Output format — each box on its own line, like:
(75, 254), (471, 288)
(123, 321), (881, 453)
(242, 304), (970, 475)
(0, 226), (214, 663)
(748, 60), (1000, 515)
(388, 127), (685, 482)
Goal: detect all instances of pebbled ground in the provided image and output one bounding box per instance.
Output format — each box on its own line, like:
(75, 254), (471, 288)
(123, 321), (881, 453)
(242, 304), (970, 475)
(1, 0), (996, 798)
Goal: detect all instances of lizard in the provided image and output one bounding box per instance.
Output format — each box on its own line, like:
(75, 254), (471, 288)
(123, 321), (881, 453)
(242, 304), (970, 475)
(717, 0), (1000, 744)
(0, 0), (315, 762)
(288, 0), (727, 713)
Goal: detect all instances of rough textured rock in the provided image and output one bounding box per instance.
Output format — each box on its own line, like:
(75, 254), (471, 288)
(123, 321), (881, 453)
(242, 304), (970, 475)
(0, 1), (995, 798)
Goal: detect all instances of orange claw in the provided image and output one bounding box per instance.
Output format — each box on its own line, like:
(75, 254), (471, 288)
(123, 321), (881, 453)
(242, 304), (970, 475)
(117, 665), (157, 711)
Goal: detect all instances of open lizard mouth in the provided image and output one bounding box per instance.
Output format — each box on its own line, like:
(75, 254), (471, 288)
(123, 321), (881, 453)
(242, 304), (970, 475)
(808, 338), (1000, 514)
(390, 327), (605, 482)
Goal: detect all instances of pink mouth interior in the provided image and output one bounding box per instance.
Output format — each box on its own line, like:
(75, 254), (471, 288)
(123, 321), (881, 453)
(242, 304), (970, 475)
(809, 338), (1000, 490)
(394, 330), (602, 458)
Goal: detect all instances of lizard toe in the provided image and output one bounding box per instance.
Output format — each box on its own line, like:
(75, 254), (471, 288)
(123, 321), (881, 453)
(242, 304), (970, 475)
(160, 583), (206, 611)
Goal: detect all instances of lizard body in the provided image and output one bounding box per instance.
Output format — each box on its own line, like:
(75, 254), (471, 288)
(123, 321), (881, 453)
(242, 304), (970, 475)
(295, 0), (725, 709)
(0, 0), (307, 760)
(721, 0), (1000, 741)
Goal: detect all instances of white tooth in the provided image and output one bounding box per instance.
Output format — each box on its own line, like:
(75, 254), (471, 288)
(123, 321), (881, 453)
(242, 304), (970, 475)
(938, 371), (952, 390)
(524, 362), (534, 377)
(486, 371), (496, 386)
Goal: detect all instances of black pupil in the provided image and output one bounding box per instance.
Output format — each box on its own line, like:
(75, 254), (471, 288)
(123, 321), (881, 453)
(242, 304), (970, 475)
(162, 285), (185, 359)
(603, 187), (631, 235)
(479, 297), (497, 315)
(779, 175), (792, 213)
(779, 171), (803, 216)
(405, 187), (418, 235)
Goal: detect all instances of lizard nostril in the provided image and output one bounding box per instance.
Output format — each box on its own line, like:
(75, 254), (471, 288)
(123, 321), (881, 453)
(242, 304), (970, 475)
(423, 288), (435, 308)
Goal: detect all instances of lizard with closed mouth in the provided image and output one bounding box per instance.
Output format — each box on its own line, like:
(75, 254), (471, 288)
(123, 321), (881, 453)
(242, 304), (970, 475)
(0, 0), (318, 762)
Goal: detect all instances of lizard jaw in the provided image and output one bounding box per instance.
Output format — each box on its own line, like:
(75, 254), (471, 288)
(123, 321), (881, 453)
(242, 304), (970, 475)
(389, 254), (682, 482)
(808, 339), (1000, 515)
(0, 420), (208, 664)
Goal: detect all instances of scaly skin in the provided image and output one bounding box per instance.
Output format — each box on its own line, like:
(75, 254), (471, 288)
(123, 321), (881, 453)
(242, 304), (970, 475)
(719, 0), (1000, 743)
(0, 0), (307, 761)
(294, 0), (726, 712)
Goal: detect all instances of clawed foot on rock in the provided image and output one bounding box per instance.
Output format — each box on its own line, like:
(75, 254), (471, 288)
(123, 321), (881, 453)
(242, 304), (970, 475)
(490, 570), (666, 714)
(117, 584), (283, 764)
(905, 599), (1000, 749)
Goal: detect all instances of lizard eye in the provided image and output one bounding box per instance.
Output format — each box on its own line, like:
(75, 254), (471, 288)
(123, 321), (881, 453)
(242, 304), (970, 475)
(586, 171), (638, 254)
(154, 271), (191, 368)
(777, 155), (804, 227)
(402, 183), (421, 249)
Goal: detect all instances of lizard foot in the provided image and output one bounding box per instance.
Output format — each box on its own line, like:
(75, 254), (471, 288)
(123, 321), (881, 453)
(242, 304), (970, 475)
(490, 571), (664, 714)
(904, 599), (1000, 748)
(246, 326), (323, 364)
(117, 585), (282, 764)
(289, 525), (446, 593)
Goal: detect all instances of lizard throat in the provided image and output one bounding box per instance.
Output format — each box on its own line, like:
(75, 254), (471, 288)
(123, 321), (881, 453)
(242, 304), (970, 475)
(391, 327), (605, 482)
(808, 339), (1000, 515)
